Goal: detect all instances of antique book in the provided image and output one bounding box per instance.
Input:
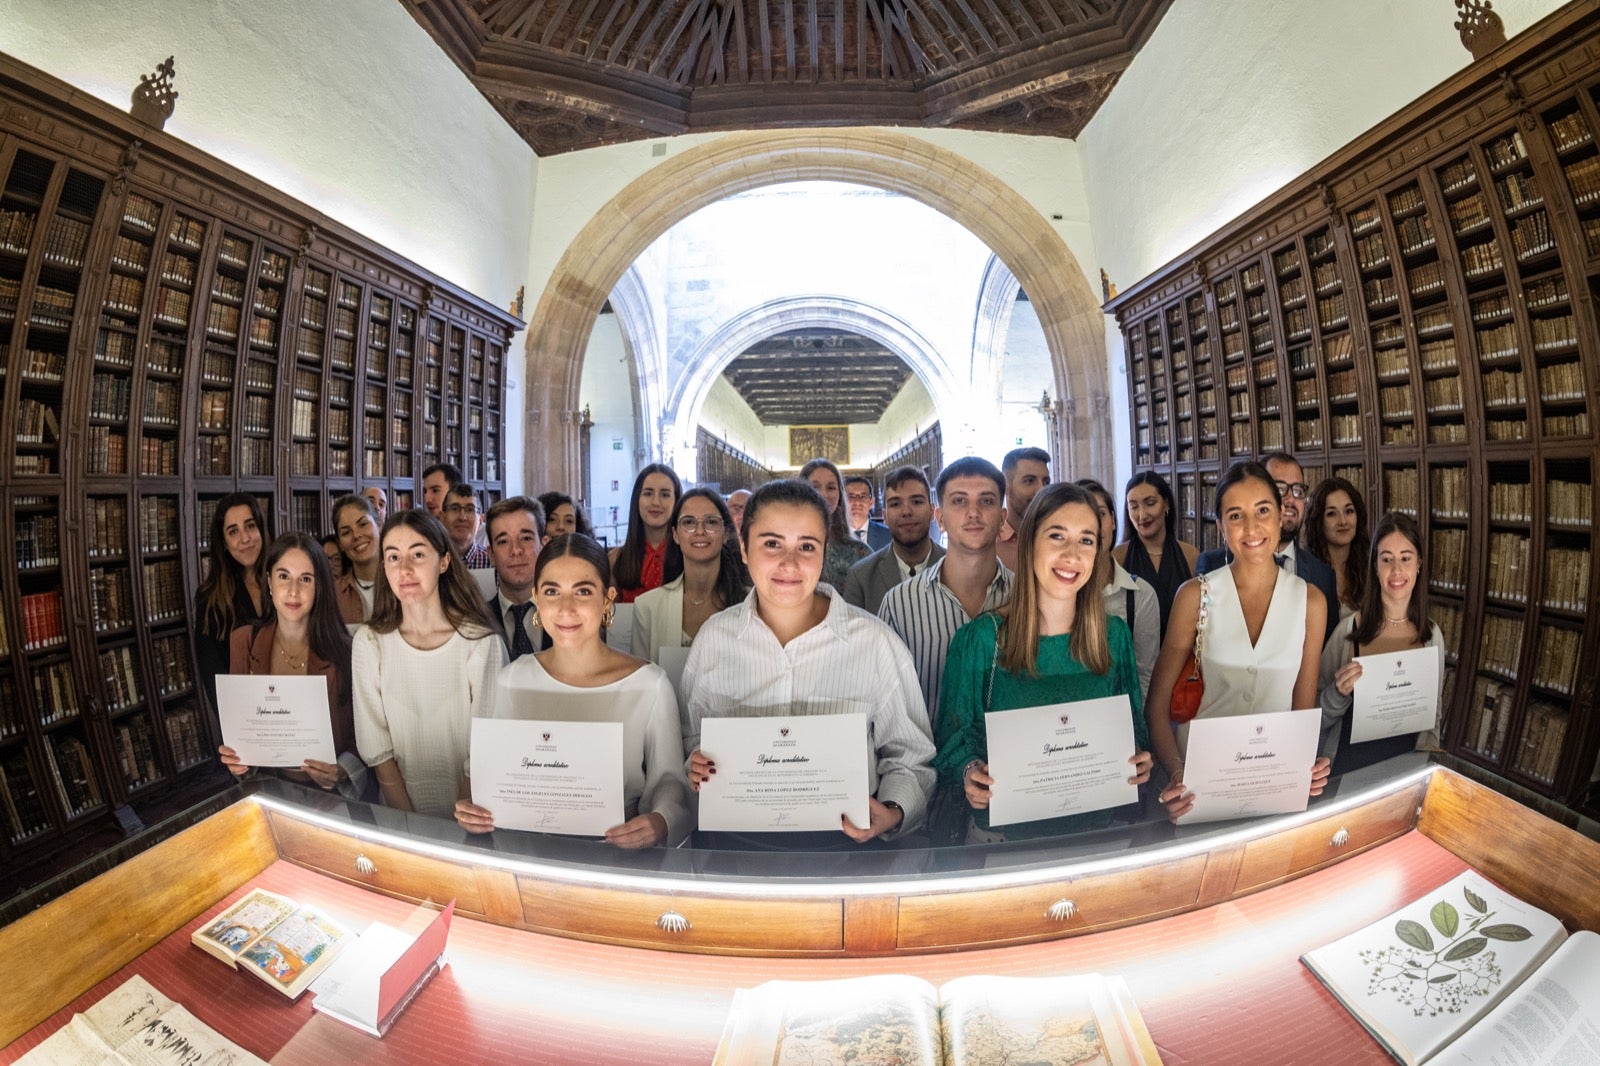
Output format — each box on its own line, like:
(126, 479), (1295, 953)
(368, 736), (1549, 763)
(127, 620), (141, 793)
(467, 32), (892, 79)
(713, 972), (1161, 1066)
(17, 974), (265, 1065)
(191, 887), (352, 1000)
(1301, 870), (1592, 1065)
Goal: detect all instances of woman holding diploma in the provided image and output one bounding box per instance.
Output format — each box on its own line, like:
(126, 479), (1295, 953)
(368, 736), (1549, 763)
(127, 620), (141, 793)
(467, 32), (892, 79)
(632, 488), (750, 661)
(1317, 511), (1443, 774)
(682, 479), (935, 846)
(1146, 462), (1331, 821)
(934, 482), (1153, 841)
(218, 532), (364, 796)
(353, 511), (504, 818)
(454, 534), (691, 847)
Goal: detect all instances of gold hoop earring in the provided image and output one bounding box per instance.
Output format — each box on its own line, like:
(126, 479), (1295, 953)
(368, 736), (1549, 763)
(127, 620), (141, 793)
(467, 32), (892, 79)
(602, 604), (616, 629)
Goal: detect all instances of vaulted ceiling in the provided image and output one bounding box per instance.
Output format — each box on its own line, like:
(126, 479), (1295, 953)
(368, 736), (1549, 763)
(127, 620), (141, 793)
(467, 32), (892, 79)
(723, 330), (914, 424)
(399, 0), (1175, 155)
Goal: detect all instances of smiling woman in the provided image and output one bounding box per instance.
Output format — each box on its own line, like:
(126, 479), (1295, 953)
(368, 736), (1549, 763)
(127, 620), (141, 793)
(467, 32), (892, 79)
(632, 488), (750, 663)
(329, 493), (381, 624)
(193, 493), (271, 716)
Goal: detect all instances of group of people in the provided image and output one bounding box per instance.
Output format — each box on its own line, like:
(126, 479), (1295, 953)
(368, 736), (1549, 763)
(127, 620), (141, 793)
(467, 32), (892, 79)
(197, 445), (1439, 849)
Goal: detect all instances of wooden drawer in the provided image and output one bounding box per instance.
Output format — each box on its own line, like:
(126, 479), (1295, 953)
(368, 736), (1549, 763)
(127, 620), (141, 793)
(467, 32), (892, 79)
(896, 852), (1209, 950)
(1232, 780), (1423, 894)
(518, 880), (844, 955)
(269, 812), (520, 923)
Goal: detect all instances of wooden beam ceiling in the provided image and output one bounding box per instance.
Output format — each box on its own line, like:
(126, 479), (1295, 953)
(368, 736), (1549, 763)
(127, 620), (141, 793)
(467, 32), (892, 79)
(398, 0), (1175, 154)
(722, 329), (915, 425)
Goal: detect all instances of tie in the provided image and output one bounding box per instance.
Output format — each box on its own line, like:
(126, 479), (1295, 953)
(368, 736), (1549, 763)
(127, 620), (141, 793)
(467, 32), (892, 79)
(508, 602), (535, 660)
(854, 528), (867, 543)
(1275, 553), (1291, 573)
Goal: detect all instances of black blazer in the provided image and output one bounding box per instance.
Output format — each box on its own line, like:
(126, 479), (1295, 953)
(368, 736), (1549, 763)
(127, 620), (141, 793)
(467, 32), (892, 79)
(487, 592), (549, 658)
(1195, 545), (1340, 648)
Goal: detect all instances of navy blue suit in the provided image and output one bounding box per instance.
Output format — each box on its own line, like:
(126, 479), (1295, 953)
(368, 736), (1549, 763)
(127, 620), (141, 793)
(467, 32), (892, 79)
(1195, 544), (1339, 649)
(854, 520), (891, 552)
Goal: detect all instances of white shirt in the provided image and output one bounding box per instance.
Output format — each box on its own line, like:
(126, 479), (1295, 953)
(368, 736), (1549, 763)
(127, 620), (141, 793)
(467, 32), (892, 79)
(353, 626), (505, 818)
(892, 543), (936, 583)
(681, 585), (936, 834)
(487, 655), (692, 845)
(1103, 561), (1160, 702)
(877, 557), (1013, 730)
(494, 590), (538, 653)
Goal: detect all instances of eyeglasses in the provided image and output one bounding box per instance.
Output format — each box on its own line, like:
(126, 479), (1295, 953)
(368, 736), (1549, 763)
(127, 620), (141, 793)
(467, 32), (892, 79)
(443, 503), (479, 516)
(1274, 481), (1310, 500)
(676, 515), (725, 533)
(845, 492), (874, 503)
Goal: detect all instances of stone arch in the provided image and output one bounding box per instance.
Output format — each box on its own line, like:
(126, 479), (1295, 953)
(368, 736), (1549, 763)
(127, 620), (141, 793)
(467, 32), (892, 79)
(523, 129), (1109, 492)
(668, 297), (956, 477)
(969, 254), (1021, 413)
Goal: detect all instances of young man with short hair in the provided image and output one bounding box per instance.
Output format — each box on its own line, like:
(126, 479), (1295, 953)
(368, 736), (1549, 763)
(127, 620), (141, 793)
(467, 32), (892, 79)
(878, 457), (1014, 729)
(420, 462), (462, 518)
(484, 496), (545, 659)
(844, 475), (890, 550)
(996, 446), (1049, 572)
(844, 467), (942, 614)
(443, 481), (490, 569)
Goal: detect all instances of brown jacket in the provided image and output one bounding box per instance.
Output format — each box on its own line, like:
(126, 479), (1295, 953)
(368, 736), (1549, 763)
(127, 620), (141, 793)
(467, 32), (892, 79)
(228, 621), (357, 760)
(333, 571), (368, 625)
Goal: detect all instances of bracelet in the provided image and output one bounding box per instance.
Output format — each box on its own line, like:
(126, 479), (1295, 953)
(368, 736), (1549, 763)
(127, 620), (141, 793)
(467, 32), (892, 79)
(962, 758), (984, 778)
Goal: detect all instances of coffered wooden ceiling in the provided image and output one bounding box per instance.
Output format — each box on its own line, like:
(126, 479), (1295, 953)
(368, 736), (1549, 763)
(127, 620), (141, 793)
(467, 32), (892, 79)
(399, 0), (1174, 155)
(723, 330), (914, 424)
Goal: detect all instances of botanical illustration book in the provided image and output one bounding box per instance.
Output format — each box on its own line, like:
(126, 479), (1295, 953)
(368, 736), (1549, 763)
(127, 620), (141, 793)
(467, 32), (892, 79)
(712, 972), (1162, 1066)
(1301, 870), (1575, 1065)
(190, 887), (353, 1000)
(17, 974), (265, 1065)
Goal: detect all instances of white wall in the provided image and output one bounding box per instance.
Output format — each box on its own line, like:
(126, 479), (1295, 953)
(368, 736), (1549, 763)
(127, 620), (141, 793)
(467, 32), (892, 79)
(849, 379), (938, 469)
(698, 377), (769, 463)
(1079, 0), (1571, 491)
(995, 297), (1053, 470)
(3, 0), (536, 491)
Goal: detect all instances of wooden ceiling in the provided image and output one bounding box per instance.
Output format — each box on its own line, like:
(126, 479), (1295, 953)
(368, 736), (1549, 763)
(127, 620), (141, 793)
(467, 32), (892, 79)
(399, 0), (1175, 155)
(723, 329), (914, 424)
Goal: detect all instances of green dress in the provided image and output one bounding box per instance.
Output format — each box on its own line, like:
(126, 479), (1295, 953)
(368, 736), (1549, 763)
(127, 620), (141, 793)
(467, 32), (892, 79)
(934, 611), (1147, 839)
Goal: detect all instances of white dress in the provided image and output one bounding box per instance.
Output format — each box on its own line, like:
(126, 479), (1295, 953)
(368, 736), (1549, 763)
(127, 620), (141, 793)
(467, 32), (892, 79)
(490, 655), (692, 846)
(353, 626), (505, 818)
(1177, 563), (1308, 756)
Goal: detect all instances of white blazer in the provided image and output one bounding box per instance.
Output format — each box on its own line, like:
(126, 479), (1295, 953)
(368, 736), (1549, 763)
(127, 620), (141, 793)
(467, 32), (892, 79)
(630, 576), (686, 663)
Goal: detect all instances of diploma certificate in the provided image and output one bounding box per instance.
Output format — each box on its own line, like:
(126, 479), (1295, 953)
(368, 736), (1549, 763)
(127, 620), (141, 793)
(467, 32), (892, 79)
(1180, 709), (1321, 824)
(1350, 644), (1441, 743)
(216, 674), (337, 768)
(984, 695), (1138, 827)
(469, 718), (623, 835)
(698, 714), (870, 832)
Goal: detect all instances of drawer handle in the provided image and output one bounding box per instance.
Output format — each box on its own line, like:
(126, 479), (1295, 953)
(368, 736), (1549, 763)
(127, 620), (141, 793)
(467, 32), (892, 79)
(657, 910), (691, 934)
(355, 854), (377, 875)
(1330, 827), (1350, 848)
(1046, 899), (1077, 922)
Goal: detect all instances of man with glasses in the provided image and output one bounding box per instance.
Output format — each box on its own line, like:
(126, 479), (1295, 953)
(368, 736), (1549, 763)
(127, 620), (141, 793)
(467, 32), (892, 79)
(844, 476), (891, 551)
(1197, 451), (1339, 646)
(442, 482), (491, 569)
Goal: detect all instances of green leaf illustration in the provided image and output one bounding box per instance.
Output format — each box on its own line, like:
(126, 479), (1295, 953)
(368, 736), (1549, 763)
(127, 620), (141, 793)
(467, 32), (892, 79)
(1431, 901), (1459, 938)
(1429, 973), (1457, 984)
(1480, 924), (1533, 942)
(1443, 936), (1487, 961)
(1396, 919), (1435, 951)
(1463, 887), (1487, 914)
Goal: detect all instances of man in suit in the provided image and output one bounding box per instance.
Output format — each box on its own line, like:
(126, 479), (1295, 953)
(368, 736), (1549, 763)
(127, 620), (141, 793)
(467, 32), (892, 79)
(484, 495), (546, 659)
(844, 476), (891, 551)
(1196, 452), (1339, 647)
(844, 466), (943, 614)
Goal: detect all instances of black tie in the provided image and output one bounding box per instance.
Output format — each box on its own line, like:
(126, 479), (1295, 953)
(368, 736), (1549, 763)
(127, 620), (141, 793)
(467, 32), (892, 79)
(509, 602), (535, 660)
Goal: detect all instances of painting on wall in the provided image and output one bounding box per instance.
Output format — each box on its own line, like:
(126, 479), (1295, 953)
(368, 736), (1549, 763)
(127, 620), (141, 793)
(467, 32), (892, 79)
(789, 426), (850, 466)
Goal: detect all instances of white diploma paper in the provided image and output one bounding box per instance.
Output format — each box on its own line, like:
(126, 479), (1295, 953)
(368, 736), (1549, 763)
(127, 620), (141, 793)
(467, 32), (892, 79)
(984, 695), (1138, 827)
(469, 717), (623, 835)
(1180, 708), (1321, 824)
(698, 714), (870, 832)
(215, 674), (336, 768)
(1350, 644), (1441, 743)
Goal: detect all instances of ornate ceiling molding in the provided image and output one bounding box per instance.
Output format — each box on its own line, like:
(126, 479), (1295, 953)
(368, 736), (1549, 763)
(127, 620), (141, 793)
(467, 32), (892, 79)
(399, 0), (1174, 154)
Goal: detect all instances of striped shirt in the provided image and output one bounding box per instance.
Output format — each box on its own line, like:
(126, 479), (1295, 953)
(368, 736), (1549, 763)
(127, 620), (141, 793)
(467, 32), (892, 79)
(877, 557), (1014, 731)
(681, 585), (935, 835)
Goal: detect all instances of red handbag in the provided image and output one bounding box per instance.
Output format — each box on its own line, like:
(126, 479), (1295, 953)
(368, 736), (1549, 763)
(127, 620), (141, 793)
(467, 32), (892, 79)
(1168, 573), (1210, 724)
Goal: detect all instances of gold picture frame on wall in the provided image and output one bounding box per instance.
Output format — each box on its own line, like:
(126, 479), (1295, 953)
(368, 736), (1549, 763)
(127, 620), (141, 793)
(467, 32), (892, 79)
(789, 426), (850, 467)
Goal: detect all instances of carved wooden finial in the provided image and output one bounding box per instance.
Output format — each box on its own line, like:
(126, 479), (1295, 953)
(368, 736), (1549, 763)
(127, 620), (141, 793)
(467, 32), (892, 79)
(130, 57), (178, 129)
(1455, 0), (1506, 61)
(110, 139), (143, 197)
(295, 223), (318, 265)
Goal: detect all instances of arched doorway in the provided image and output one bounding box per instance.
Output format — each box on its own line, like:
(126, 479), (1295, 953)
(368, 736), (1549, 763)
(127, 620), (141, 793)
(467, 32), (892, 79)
(522, 129), (1110, 492)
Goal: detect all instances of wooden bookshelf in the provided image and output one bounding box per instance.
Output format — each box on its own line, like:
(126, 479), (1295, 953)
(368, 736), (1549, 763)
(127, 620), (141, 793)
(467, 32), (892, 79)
(0, 56), (520, 874)
(1108, 4), (1600, 808)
